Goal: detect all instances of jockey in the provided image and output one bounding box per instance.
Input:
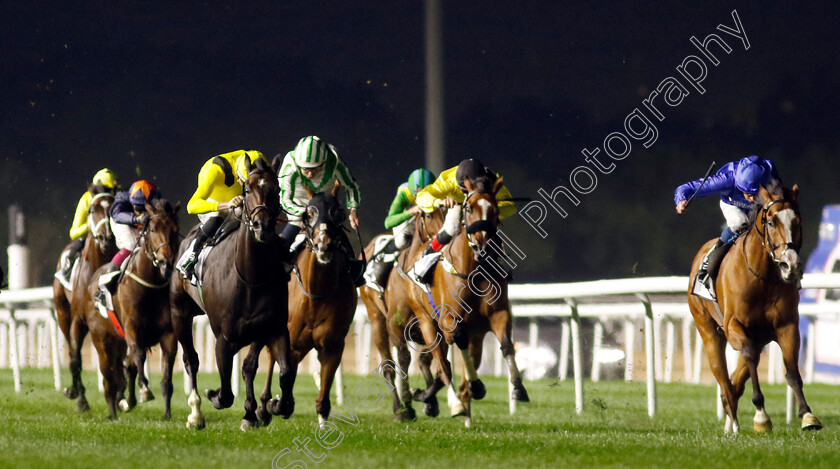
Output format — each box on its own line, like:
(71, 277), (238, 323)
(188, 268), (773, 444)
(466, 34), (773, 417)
(56, 168), (119, 286)
(362, 168), (436, 292)
(675, 155), (781, 294)
(178, 149), (267, 281)
(94, 180), (161, 309)
(276, 135), (364, 284)
(411, 158), (516, 283)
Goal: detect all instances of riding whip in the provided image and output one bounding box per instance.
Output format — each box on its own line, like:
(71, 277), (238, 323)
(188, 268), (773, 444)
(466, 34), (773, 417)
(684, 160), (716, 209)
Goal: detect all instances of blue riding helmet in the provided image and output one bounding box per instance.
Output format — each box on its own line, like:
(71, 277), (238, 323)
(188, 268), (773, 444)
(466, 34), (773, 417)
(407, 168), (435, 195)
(734, 155), (773, 194)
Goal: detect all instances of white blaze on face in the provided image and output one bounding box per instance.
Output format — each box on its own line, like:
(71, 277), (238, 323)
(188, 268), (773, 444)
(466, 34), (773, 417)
(774, 208), (800, 279)
(476, 199), (492, 221)
(258, 179), (266, 189)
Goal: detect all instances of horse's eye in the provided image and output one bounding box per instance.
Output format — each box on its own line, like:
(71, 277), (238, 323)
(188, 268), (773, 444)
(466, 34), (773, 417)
(768, 219), (775, 228)
(150, 228), (156, 233)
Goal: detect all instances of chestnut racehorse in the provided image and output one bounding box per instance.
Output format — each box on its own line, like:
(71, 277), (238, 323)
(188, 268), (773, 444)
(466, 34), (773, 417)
(84, 198), (180, 419)
(688, 184), (822, 434)
(171, 157), (293, 430)
(53, 192), (117, 412)
(407, 177), (529, 427)
(261, 182), (357, 424)
(359, 210), (445, 421)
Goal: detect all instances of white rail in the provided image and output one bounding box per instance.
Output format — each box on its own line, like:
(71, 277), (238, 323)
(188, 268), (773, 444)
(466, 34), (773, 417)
(4, 276), (840, 420)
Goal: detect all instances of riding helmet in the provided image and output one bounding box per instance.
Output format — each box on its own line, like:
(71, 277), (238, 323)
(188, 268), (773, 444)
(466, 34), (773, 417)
(734, 155), (773, 194)
(407, 168), (436, 195)
(293, 136), (333, 169)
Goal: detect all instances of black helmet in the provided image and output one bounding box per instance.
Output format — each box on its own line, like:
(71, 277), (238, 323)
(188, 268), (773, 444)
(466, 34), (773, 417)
(456, 159), (487, 189)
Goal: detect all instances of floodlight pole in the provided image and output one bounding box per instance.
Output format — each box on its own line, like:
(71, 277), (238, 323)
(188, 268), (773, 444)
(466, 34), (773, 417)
(425, 0), (445, 175)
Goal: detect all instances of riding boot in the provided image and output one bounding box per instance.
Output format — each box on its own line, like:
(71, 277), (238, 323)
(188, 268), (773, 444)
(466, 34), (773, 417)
(363, 258), (394, 293)
(698, 239), (733, 291)
(180, 216), (224, 281)
(95, 263), (121, 313)
(412, 243), (442, 285)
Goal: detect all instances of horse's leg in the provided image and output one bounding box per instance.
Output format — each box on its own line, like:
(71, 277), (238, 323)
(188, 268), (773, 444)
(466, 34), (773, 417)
(413, 347), (441, 417)
(371, 310), (400, 416)
(777, 323), (822, 430)
(56, 296), (78, 400)
(695, 312), (739, 433)
(206, 335), (235, 409)
(256, 345), (273, 426)
(94, 337), (119, 420)
(315, 345), (343, 424)
(459, 332), (486, 401)
(137, 349), (154, 403)
(68, 319), (90, 412)
(394, 343), (417, 421)
(414, 316), (462, 416)
(267, 331), (296, 419)
(728, 319), (772, 434)
(159, 330), (178, 420)
(119, 344), (140, 412)
(489, 309), (529, 402)
(173, 311), (204, 429)
(239, 342), (262, 431)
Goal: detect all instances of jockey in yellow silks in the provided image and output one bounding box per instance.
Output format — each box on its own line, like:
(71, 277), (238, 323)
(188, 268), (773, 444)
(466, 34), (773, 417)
(55, 168), (119, 286)
(177, 149), (268, 280)
(411, 159), (516, 283)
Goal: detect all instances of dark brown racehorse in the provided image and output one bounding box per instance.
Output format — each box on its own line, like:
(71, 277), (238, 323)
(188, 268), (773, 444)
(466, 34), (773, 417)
(53, 192), (117, 412)
(171, 157), (293, 430)
(688, 184), (822, 433)
(261, 182), (357, 424)
(359, 210), (446, 421)
(84, 198), (180, 420)
(407, 177), (529, 427)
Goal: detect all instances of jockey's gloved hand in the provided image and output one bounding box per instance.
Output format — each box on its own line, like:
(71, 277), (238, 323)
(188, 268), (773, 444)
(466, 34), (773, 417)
(134, 213), (150, 226)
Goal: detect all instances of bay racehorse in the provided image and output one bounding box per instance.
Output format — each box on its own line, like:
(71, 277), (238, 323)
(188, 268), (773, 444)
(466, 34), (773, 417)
(261, 182), (357, 424)
(84, 198), (180, 419)
(171, 157), (293, 430)
(53, 191), (117, 412)
(407, 177), (529, 427)
(358, 210), (446, 421)
(688, 183), (822, 433)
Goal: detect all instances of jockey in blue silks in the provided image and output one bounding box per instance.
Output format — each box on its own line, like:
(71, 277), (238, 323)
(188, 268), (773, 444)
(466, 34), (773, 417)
(674, 155), (781, 290)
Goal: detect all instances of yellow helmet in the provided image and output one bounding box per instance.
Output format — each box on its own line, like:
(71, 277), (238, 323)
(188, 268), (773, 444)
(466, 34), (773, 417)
(92, 168), (117, 191)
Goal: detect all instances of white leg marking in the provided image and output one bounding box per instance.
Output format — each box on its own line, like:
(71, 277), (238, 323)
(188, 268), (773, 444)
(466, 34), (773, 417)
(461, 348), (478, 382)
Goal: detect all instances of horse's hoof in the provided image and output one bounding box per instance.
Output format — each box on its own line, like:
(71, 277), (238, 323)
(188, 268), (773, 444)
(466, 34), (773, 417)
(395, 406), (417, 422)
(77, 399), (90, 413)
(753, 411), (772, 434)
(424, 397), (439, 418)
(139, 389), (155, 404)
(464, 417), (471, 428)
(411, 388), (424, 402)
(118, 399), (131, 412)
(512, 384), (530, 403)
(256, 408), (273, 427)
(186, 414), (206, 430)
(450, 402), (466, 417)
(63, 386), (79, 399)
(276, 397), (295, 419)
(240, 418), (259, 431)
(205, 388), (233, 410)
(470, 380), (486, 400)
(802, 413), (823, 431)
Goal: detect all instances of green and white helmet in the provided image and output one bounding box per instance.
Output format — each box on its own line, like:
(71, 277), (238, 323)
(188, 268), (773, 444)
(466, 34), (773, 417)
(293, 136), (332, 168)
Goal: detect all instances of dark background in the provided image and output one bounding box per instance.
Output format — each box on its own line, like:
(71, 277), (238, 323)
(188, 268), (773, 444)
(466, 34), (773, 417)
(2, 1), (838, 285)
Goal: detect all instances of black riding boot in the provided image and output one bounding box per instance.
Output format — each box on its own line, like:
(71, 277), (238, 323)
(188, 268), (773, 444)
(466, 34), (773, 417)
(699, 239), (734, 285)
(182, 216), (224, 280)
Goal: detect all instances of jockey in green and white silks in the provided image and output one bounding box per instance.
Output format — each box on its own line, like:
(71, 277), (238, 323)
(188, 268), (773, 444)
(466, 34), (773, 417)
(363, 168), (435, 292)
(277, 136), (365, 284)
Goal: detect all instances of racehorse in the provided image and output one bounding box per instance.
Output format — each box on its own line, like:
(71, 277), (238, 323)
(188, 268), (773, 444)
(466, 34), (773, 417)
(170, 157), (293, 430)
(261, 182), (357, 424)
(84, 198), (180, 419)
(53, 192), (117, 412)
(406, 177), (529, 427)
(688, 183), (822, 434)
(358, 210), (446, 421)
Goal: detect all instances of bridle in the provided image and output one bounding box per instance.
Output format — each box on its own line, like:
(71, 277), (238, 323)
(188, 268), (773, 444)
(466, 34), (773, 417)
(460, 189), (499, 256)
(88, 192), (114, 247)
(742, 197), (801, 280)
(126, 213), (173, 289)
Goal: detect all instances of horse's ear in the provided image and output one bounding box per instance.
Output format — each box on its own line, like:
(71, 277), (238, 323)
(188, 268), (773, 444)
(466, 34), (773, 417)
(791, 184), (800, 202)
(331, 180), (341, 196)
(304, 183), (315, 199)
(493, 176), (504, 195)
(271, 154), (283, 174)
(463, 178), (475, 192)
(174, 201), (181, 214)
(244, 155), (254, 174)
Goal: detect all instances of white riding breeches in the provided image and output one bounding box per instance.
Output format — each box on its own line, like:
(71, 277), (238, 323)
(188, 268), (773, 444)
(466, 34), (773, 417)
(392, 218), (415, 250)
(110, 219), (138, 251)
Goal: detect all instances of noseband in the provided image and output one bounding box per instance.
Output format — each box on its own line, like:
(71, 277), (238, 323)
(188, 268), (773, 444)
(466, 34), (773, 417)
(460, 190), (498, 255)
(755, 198), (799, 265)
(88, 193), (114, 246)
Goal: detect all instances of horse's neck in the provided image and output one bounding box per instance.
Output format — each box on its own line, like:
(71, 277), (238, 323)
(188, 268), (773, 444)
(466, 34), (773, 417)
(84, 236), (108, 269)
(741, 224), (773, 278)
(235, 224), (276, 281)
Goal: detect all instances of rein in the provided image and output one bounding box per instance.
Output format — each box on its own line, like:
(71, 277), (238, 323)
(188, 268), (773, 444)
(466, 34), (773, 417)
(88, 193), (114, 245)
(741, 198), (799, 281)
(125, 214), (172, 289)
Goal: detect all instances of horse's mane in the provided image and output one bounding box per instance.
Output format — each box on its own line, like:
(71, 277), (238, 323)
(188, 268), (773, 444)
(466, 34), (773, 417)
(149, 197), (179, 224)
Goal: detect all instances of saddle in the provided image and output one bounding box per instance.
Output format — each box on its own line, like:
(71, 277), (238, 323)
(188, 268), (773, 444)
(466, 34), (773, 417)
(176, 218), (241, 286)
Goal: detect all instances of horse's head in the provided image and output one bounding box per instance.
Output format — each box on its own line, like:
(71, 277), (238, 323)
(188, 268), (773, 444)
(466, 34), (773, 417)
(757, 184), (802, 283)
(301, 181), (346, 265)
(88, 192), (115, 253)
(461, 176), (502, 260)
(241, 157), (280, 243)
(142, 199), (181, 279)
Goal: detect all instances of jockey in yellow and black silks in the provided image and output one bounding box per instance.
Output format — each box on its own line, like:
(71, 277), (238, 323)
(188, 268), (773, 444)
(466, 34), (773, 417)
(55, 168), (119, 286)
(177, 150), (267, 281)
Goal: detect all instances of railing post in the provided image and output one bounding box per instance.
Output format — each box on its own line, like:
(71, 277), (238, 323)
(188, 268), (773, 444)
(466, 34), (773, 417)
(558, 319), (570, 380)
(49, 308), (61, 391)
(8, 308), (21, 393)
(636, 293), (656, 417)
(591, 319), (603, 382)
(566, 298), (584, 415)
(623, 318), (635, 382)
(664, 319), (675, 383)
(804, 316), (816, 384)
(681, 317), (693, 382)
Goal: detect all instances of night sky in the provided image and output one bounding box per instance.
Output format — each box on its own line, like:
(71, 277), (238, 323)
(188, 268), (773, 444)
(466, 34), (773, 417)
(2, 1), (839, 284)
